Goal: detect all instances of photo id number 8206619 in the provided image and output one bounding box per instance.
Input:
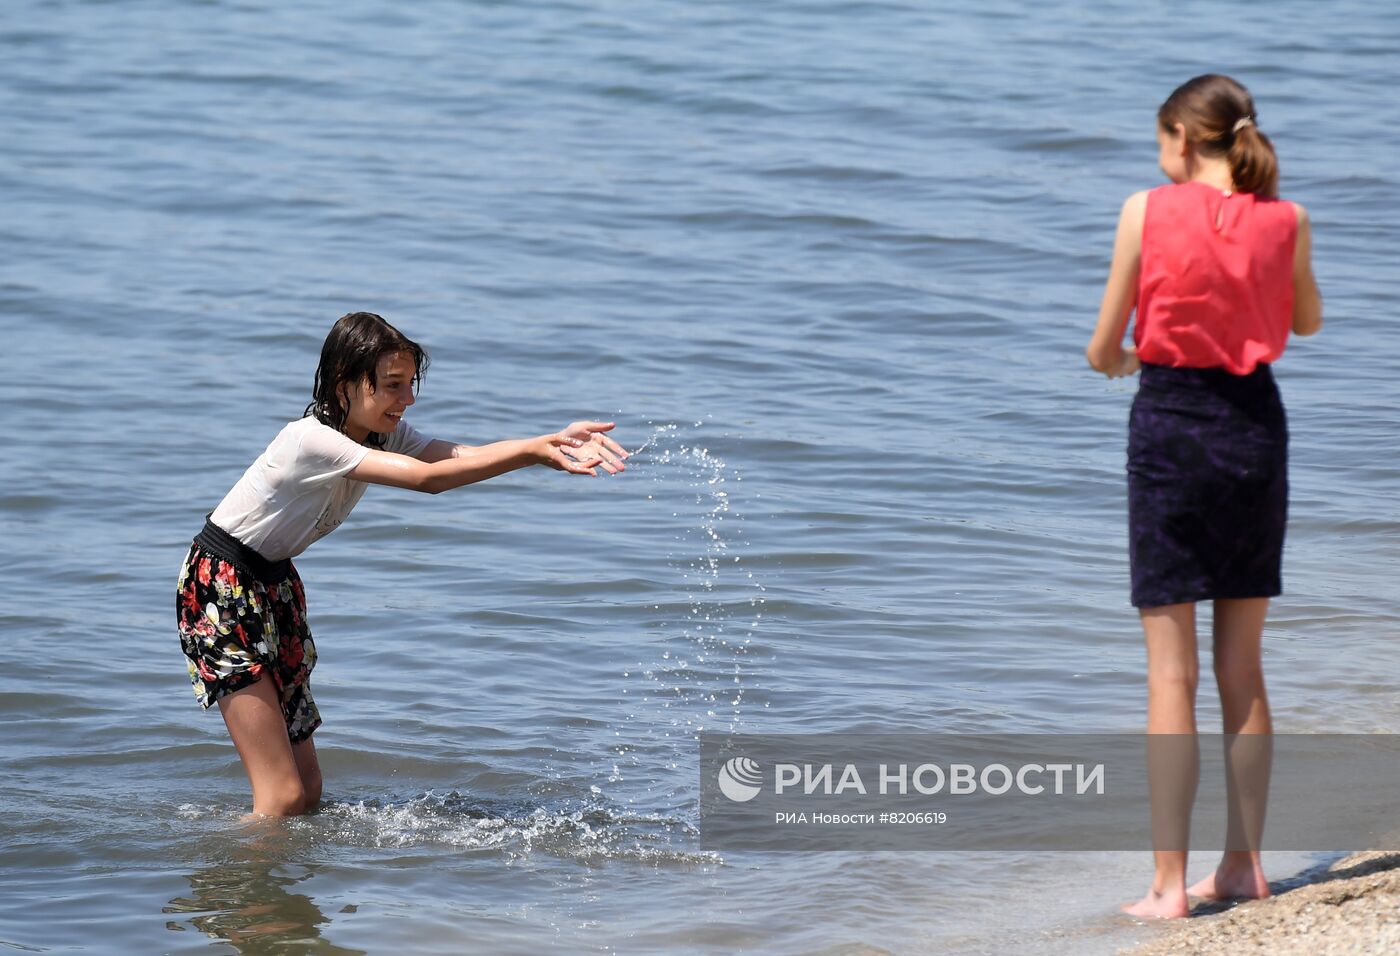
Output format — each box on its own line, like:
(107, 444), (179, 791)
(883, 811), (947, 824)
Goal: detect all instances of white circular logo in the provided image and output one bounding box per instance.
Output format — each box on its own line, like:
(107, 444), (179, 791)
(717, 756), (763, 802)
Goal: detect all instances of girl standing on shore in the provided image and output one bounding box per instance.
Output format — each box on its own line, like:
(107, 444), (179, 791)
(1085, 74), (1323, 919)
(177, 311), (629, 818)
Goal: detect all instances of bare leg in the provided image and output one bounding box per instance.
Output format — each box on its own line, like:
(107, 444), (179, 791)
(1188, 597), (1272, 901)
(218, 676), (311, 817)
(292, 735), (323, 810)
(1123, 602), (1198, 919)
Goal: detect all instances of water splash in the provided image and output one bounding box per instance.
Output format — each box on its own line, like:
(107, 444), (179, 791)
(606, 418), (767, 806)
(180, 793), (717, 865)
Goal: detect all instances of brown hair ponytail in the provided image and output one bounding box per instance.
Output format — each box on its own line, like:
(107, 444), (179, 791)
(1158, 74), (1280, 198)
(1226, 120), (1279, 198)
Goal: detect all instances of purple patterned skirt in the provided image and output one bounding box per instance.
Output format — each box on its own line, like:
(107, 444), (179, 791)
(1127, 362), (1288, 609)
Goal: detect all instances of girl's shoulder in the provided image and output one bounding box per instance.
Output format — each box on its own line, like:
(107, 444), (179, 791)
(290, 415), (363, 449)
(256, 416), (313, 452)
(271, 415), (328, 447)
(286, 415), (329, 435)
(269, 416), (362, 459)
(1246, 193), (1303, 233)
(276, 415), (369, 475)
(1114, 189), (1150, 231)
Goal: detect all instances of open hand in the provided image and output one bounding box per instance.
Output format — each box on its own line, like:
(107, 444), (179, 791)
(556, 420), (630, 475)
(535, 421), (630, 476)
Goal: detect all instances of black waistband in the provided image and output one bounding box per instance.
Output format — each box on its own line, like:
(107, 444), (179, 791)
(194, 515), (293, 584)
(1140, 361), (1273, 381)
(1139, 361), (1276, 394)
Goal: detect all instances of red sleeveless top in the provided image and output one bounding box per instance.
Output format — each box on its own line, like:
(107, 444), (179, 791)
(1134, 181), (1297, 375)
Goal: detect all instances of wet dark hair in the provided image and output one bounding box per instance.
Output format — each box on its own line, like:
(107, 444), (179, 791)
(304, 311), (429, 448)
(1158, 74), (1279, 198)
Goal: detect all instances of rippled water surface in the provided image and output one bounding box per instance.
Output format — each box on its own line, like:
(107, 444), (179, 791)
(3, 1), (1398, 953)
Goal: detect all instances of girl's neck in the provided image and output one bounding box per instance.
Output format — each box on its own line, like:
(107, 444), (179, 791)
(1185, 156), (1235, 193)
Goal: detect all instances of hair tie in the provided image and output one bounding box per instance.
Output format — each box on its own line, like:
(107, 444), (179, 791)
(1232, 116), (1255, 134)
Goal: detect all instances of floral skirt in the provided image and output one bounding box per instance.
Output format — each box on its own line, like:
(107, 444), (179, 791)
(175, 519), (321, 743)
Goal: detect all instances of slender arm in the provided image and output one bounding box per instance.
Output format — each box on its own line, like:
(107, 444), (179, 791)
(1086, 191), (1147, 375)
(1291, 203), (1323, 336)
(349, 435), (601, 494)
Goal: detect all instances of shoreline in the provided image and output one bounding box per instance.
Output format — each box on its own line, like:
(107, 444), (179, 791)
(1120, 850), (1400, 955)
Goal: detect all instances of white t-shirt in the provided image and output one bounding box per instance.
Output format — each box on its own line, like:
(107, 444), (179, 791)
(210, 416), (433, 560)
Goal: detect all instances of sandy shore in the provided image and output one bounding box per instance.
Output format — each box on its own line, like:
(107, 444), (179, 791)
(1121, 850), (1400, 955)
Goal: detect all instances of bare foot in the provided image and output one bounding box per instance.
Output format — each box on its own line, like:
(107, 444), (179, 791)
(1120, 887), (1191, 919)
(1187, 865), (1270, 901)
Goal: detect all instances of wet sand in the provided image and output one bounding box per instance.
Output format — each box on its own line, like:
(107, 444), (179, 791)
(1122, 850), (1400, 955)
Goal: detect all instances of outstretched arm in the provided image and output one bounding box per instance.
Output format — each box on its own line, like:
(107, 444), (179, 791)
(1086, 191), (1147, 378)
(417, 420), (629, 475)
(353, 420), (629, 493)
(351, 435), (594, 493)
(350, 430), (608, 494)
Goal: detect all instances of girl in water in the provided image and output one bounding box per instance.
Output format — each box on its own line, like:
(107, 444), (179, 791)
(1085, 75), (1323, 918)
(177, 311), (629, 817)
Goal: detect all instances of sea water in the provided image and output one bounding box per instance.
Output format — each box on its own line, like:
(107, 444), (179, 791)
(3, 1), (1398, 952)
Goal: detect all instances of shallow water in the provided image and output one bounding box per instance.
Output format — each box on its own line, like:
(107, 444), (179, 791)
(3, 0), (1398, 953)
